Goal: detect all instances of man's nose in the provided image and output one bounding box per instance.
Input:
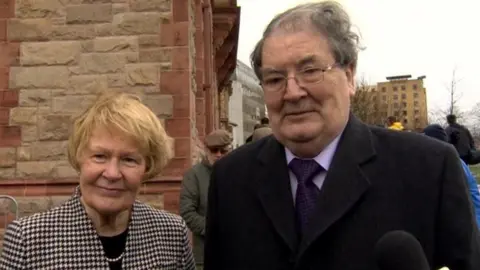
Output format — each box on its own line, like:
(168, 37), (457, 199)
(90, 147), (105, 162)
(284, 77), (307, 101)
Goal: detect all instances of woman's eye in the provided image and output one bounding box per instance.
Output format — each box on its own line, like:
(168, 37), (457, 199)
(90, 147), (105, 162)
(123, 157), (138, 165)
(93, 154), (107, 162)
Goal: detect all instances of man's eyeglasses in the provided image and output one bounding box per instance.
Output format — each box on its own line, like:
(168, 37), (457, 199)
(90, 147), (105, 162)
(260, 63), (341, 92)
(208, 147), (230, 154)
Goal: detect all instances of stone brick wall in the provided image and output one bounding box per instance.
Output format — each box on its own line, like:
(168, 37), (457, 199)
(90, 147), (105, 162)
(0, 0), (208, 226)
(1, 0), (186, 180)
(0, 0), (235, 249)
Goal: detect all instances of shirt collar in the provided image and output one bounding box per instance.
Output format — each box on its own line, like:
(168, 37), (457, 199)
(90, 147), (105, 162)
(285, 132), (343, 171)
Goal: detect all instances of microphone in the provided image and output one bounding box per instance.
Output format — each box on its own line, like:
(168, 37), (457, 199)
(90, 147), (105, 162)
(374, 230), (430, 270)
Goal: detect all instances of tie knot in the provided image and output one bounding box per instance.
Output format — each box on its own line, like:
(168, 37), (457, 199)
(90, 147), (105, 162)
(288, 158), (322, 184)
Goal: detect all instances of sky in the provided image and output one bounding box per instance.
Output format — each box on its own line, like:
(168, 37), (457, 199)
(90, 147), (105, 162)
(236, 0), (480, 116)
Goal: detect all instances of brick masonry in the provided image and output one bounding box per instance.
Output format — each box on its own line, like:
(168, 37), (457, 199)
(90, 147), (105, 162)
(0, 0), (235, 239)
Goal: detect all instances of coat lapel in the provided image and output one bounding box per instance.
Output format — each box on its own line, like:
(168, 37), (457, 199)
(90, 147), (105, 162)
(256, 136), (299, 252)
(69, 189), (111, 269)
(122, 202), (161, 269)
(297, 116), (376, 259)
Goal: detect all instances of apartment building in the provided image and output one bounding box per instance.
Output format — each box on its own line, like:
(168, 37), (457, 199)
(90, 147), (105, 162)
(373, 75), (428, 131)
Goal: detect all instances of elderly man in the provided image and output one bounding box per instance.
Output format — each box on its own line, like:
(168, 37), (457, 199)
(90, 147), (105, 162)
(179, 129), (232, 269)
(204, 2), (480, 270)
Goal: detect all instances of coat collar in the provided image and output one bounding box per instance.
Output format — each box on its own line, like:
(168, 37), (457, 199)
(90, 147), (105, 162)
(67, 186), (164, 269)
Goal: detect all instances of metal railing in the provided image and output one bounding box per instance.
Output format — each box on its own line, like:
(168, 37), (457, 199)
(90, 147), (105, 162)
(0, 195), (19, 221)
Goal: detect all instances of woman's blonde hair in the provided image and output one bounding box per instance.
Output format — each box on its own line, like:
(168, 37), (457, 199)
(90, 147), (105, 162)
(67, 91), (174, 180)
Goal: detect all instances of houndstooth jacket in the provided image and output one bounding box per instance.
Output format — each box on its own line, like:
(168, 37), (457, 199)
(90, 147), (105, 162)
(0, 187), (196, 270)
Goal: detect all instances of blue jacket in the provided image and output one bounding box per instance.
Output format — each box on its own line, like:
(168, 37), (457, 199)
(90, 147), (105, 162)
(460, 160), (480, 229)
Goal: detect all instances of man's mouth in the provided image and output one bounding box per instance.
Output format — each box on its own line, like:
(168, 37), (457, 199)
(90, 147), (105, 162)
(286, 110), (313, 116)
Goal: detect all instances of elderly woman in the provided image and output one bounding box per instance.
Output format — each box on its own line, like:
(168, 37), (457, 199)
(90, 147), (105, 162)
(0, 92), (195, 269)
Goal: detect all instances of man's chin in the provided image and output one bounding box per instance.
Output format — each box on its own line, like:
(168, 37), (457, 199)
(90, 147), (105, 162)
(281, 124), (321, 143)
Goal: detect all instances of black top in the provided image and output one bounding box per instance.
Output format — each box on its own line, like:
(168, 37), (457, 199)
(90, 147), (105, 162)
(99, 229), (128, 270)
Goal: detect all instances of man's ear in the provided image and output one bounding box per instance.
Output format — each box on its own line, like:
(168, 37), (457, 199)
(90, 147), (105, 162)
(345, 63), (356, 96)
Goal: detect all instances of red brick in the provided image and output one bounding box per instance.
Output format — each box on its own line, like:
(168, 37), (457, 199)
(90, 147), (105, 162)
(171, 47), (190, 70)
(45, 185), (76, 196)
(173, 94), (190, 118)
(195, 33), (203, 58)
(165, 117), (191, 137)
(196, 124), (205, 137)
(0, 42), (19, 67)
(195, 88), (204, 97)
(160, 70), (191, 95)
(195, 70), (204, 89)
(195, 4), (203, 28)
(0, 20), (6, 41)
(0, 0), (14, 19)
(0, 185), (23, 196)
(0, 67), (8, 89)
(24, 185), (47, 196)
(160, 22), (189, 47)
(172, 0), (189, 22)
(174, 137), (190, 158)
(162, 157), (190, 178)
(163, 191), (180, 213)
(0, 107), (8, 124)
(0, 125), (21, 147)
(0, 90), (18, 107)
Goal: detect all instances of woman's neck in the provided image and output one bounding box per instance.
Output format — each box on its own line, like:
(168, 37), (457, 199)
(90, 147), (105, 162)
(80, 197), (131, 237)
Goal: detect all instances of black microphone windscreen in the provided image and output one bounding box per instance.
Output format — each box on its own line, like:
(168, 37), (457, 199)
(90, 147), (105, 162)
(374, 230), (430, 270)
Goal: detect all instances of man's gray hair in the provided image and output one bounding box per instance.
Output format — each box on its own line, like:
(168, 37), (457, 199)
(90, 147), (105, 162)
(250, 1), (362, 80)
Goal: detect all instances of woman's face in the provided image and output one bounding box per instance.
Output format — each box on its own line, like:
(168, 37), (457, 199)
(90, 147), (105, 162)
(79, 126), (146, 215)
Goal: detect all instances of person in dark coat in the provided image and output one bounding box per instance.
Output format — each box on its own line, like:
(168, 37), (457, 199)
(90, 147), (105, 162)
(423, 124), (480, 230)
(179, 129), (232, 269)
(203, 2), (480, 270)
(446, 114), (480, 165)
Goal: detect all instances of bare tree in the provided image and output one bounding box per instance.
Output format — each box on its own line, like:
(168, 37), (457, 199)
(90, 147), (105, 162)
(445, 68), (464, 120)
(427, 68), (465, 126)
(351, 76), (381, 125)
(428, 106), (448, 126)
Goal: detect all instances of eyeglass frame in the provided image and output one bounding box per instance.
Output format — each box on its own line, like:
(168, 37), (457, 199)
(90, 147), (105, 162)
(259, 62), (343, 92)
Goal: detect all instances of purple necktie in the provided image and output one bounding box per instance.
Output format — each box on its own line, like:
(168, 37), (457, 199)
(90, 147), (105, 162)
(289, 158), (323, 234)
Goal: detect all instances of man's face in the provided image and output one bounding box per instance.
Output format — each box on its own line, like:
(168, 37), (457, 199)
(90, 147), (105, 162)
(260, 29), (355, 152)
(206, 145), (231, 165)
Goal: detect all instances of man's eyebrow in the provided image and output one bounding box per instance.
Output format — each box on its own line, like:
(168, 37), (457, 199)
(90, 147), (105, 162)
(260, 55), (321, 75)
(296, 55), (317, 67)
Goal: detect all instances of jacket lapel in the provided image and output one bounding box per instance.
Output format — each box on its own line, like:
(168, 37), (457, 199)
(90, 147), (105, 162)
(122, 202), (157, 269)
(70, 189), (111, 269)
(297, 116), (376, 259)
(256, 136), (299, 252)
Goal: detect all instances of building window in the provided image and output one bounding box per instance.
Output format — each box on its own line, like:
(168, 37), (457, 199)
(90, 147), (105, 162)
(401, 93), (406, 99)
(382, 87), (386, 92)
(393, 95), (398, 100)
(372, 96), (377, 101)
(403, 110), (407, 116)
(394, 111), (399, 116)
(414, 101), (419, 106)
(413, 93), (419, 98)
(394, 103), (399, 108)
(402, 102), (407, 107)
(414, 110), (419, 115)
(403, 119), (408, 124)
(382, 96), (387, 101)
(413, 84), (417, 90)
(401, 85), (406, 90)
(393, 86), (398, 91)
